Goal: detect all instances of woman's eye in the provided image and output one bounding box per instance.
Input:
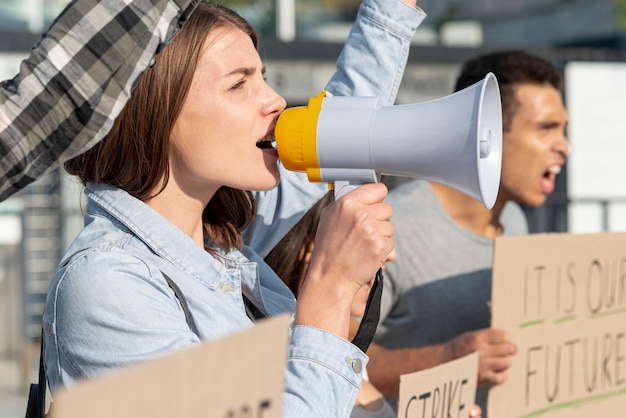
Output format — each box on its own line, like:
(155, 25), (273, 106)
(231, 80), (245, 90)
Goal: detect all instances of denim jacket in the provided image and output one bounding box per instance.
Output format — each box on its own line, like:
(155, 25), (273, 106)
(43, 1), (425, 417)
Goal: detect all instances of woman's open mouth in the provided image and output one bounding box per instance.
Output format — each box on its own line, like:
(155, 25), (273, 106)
(256, 138), (276, 149)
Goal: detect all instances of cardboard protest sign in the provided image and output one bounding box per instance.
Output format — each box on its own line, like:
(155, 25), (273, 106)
(398, 352), (479, 418)
(489, 232), (626, 418)
(49, 314), (290, 418)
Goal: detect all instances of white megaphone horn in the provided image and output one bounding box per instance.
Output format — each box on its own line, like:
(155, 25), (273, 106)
(274, 72), (502, 209)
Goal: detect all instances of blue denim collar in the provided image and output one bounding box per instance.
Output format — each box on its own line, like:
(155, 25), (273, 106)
(84, 182), (246, 283)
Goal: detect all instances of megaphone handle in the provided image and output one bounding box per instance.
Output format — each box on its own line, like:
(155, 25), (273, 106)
(333, 181), (359, 200)
(332, 181), (383, 352)
(351, 268), (383, 353)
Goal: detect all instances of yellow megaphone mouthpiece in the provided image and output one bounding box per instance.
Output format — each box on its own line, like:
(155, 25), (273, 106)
(275, 91), (327, 183)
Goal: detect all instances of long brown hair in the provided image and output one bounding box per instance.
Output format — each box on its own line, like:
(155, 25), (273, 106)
(64, 2), (258, 250)
(264, 191), (334, 297)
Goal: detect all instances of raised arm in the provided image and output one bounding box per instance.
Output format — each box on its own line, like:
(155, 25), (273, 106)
(0, 0), (198, 202)
(246, 0), (425, 258)
(326, 0), (422, 105)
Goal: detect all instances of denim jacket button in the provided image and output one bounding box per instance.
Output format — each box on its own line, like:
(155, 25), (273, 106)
(351, 358), (362, 374)
(221, 283), (234, 292)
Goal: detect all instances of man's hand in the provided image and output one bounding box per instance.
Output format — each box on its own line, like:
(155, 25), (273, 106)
(367, 328), (517, 397)
(448, 328), (517, 387)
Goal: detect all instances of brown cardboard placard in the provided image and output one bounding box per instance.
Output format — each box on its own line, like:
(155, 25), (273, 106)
(49, 314), (290, 418)
(398, 352), (479, 418)
(489, 232), (626, 418)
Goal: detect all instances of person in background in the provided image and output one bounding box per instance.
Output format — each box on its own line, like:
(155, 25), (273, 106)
(366, 50), (569, 415)
(265, 191), (483, 418)
(42, 1), (425, 416)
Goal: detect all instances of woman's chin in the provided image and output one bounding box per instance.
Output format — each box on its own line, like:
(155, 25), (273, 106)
(253, 173), (281, 191)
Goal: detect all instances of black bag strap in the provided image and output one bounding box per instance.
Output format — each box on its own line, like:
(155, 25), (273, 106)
(161, 271), (263, 324)
(25, 271), (195, 418)
(36, 335), (46, 413)
(25, 329), (46, 418)
(350, 268), (383, 353)
(162, 272), (194, 330)
(242, 294), (266, 320)
(161, 268), (382, 353)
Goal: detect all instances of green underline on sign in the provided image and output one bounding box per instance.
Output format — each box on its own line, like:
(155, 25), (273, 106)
(518, 386), (626, 417)
(554, 314), (576, 324)
(518, 319), (545, 328)
(590, 306), (626, 319)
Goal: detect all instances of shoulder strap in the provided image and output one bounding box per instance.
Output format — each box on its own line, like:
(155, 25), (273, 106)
(112, 245), (195, 331)
(25, 329), (46, 418)
(29, 260), (194, 418)
(36, 333), (46, 412)
(242, 294), (266, 321)
(162, 270), (263, 325)
(161, 272), (194, 330)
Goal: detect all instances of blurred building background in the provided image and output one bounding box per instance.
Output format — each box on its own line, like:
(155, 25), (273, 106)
(1, 0), (626, 415)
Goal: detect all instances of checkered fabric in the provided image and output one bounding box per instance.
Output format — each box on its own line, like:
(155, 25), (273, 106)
(0, 0), (198, 201)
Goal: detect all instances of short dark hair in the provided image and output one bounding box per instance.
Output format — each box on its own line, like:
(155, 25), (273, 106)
(454, 50), (563, 130)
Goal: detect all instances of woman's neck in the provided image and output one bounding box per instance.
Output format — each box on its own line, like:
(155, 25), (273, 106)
(146, 185), (210, 248)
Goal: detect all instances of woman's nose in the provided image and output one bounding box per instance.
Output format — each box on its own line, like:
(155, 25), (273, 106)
(265, 86), (286, 116)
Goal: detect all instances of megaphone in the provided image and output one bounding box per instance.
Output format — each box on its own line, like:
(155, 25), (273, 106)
(274, 72), (502, 209)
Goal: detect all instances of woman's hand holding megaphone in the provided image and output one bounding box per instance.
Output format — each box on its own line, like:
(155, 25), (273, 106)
(294, 182), (394, 341)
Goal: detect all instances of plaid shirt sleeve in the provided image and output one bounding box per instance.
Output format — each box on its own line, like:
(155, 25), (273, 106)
(0, 0), (198, 202)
